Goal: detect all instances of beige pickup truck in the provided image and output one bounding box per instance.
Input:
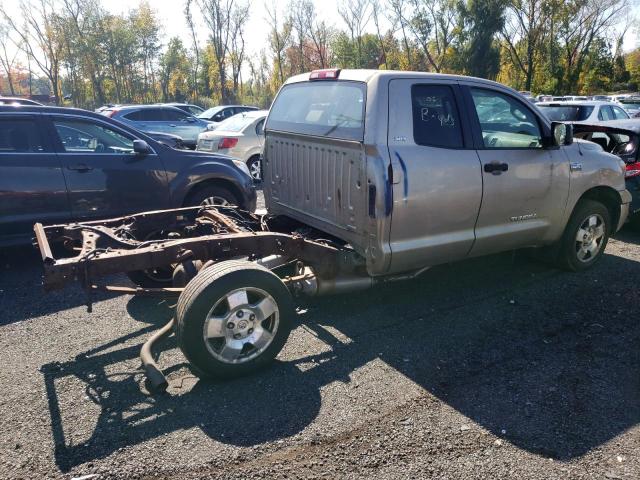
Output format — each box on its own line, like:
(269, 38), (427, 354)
(36, 69), (631, 384)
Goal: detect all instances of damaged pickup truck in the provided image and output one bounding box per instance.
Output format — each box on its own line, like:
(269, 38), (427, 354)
(35, 69), (631, 386)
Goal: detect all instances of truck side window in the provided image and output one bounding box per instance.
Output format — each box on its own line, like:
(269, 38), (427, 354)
(470, 88), (542, 149)
(411, 85), (463, 149)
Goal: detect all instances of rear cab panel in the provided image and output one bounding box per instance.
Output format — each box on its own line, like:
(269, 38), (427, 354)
(263, 70), (393, 274)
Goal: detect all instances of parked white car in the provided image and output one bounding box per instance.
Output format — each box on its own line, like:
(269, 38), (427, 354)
(537, 101), (630, 123)
(196, 110), (268, 181)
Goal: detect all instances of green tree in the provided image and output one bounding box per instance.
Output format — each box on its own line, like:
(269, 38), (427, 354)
(159, 37), (190, 102)
(458, 0), (505, 79)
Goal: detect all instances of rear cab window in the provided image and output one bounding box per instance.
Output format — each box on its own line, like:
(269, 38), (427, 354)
(411, 84), (463, 148)
(267, 81), (366, 141)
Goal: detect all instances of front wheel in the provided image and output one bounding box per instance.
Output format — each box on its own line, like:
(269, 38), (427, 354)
(556, 199), (611, 271)
(186, 184), (240, 208)
(176, 260), (294, 379)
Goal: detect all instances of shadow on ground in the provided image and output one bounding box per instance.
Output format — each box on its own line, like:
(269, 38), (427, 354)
(0, 246), (121, 325)
(34, 233), (640, 471)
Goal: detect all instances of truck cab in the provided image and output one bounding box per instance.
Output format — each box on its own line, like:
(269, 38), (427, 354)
(263, 69), (631, 276)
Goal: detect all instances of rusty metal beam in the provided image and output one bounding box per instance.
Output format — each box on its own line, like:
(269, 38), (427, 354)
(33, 223), (54, 264)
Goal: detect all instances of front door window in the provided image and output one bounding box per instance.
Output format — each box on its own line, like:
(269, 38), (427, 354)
(470, 88), (542, 149)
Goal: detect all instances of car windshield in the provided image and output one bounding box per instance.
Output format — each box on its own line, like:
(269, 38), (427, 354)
(198, 106), (223, 118)
(267, 81), (366, 141)
(538, 105), (595, 121)
(620, 101), (640, 109)
(217, 114), (260, 132)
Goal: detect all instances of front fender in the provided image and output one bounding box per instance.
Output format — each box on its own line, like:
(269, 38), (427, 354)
(166, 156), (255, 208)
(562, 140), (628, 226)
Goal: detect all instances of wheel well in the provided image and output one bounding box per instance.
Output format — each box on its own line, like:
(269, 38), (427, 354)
(184, 179), (245, 208)
(578, 187), (621, 232)
(247, 154), (260, 163)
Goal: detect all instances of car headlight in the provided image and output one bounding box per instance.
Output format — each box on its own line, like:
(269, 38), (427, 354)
(233, 159), (251, 177)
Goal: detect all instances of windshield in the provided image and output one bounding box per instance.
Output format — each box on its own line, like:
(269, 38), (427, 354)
(267, 81), (366, 141)
(198, 106), (223, 118)
(217, 114), (259, 132)
(620, 101), (640, 109)
(538, 105), (594, 121)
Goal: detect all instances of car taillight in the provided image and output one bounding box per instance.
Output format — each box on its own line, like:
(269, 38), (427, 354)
(626, 162), (640, 178)
(218, 137), (238, 149)
(309, 68), (340, 80)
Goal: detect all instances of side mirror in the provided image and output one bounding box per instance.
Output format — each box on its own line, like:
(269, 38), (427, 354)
(551, 122), (573, 147)
(185, 116), (196, 123)
(133, 139), (151, 155)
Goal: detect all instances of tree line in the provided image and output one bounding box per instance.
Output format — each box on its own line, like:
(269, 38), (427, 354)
(0, 0), (637, 109)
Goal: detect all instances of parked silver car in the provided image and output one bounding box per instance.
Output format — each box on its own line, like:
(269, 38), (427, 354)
(197, 110), (268, 181)
(101, 105), (211, 148)
(197, 105), (259, 126)
(537, 101), (630, 123)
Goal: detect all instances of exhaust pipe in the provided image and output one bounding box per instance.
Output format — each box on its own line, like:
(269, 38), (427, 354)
(292, 266), (430, 297)
(140, 317), (175, 393)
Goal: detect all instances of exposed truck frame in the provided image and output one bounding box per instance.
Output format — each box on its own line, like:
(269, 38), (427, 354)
(35, 205), (426, 391)
(34, 205), (416, 299)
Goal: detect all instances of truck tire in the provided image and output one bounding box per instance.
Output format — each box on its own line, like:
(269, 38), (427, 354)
(556, 199), (611, 272)
(176, 260), (294, 379)
(186, 184), (240, 208)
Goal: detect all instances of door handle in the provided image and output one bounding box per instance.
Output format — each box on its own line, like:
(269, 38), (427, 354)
(169, 124), (177, 127)
(368, 184), (377, 218)
(484, 162), (509, 175)
(68, 163), (93, 173)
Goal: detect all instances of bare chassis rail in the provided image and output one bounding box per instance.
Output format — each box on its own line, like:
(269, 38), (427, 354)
(34, 206), (344, 296)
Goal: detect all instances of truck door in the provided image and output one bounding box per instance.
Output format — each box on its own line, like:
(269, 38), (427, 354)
(462, 85), (570, 256)
(387, 79), (483, 273)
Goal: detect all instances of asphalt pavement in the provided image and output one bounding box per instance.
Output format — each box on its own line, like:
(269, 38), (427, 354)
(0, 224), (639, 479)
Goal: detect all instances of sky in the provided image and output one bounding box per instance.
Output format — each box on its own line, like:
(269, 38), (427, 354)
(103, 0), (639, 57)
(1, 0), (639, 67)
(105, 0), (348, 58)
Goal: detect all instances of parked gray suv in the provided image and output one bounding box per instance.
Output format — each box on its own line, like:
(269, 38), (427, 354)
(102, 105), (211, 148)
(0, 106), (256, 247)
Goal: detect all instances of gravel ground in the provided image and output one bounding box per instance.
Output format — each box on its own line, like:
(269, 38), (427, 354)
(0, 219), (639, 479)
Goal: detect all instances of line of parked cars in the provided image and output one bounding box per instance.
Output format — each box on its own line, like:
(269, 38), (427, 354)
(522, 91), (640, 118)
(93, 103), (265, 181)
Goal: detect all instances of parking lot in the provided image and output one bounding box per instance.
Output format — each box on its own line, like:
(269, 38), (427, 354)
(0, 213), (637, 479)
